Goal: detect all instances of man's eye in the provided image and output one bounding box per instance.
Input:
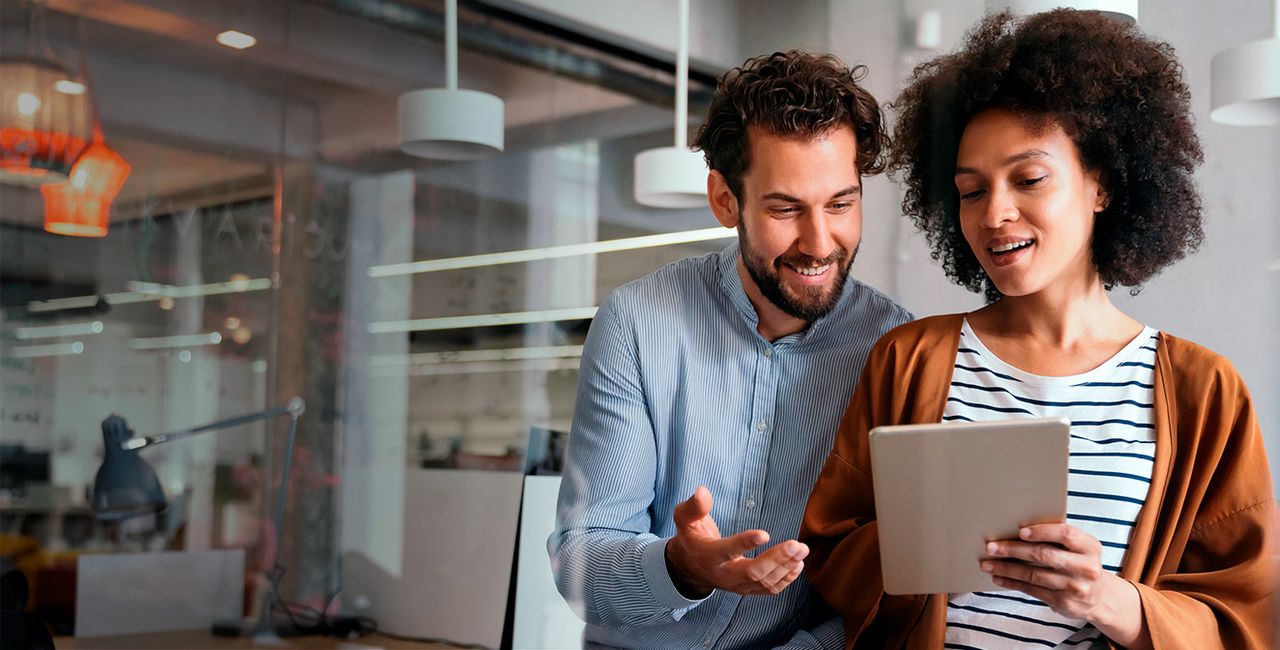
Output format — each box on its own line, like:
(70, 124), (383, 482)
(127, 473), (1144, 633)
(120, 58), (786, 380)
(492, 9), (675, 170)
(773, 207), (800, 216)
(828, 202), (852, 211)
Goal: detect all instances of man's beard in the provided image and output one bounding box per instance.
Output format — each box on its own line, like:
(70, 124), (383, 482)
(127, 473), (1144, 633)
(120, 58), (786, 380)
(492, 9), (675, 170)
(738, 223), (856, 322)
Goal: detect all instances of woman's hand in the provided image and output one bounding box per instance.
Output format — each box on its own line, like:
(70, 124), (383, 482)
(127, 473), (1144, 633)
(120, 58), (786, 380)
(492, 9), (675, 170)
(982, 523), (1149, 648)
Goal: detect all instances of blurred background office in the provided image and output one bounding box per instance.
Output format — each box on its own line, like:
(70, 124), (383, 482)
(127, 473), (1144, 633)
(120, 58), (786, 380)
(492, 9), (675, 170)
(0, 0), (1275, 645)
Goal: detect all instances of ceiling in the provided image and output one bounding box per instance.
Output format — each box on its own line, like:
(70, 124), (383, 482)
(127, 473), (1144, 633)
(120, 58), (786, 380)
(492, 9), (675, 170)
(0, 0), (692, 227)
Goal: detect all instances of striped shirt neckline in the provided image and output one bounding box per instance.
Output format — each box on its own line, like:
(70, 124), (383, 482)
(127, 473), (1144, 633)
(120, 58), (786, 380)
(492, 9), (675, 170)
(959, 319), (1159, 388)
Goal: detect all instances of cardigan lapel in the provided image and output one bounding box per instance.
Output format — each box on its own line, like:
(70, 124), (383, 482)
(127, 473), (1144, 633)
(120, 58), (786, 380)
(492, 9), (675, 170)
(1119, 332), (1176, 583)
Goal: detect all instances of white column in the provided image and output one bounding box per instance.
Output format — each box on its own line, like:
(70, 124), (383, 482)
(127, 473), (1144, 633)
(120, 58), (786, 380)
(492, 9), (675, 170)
(339, 170), (414, 576)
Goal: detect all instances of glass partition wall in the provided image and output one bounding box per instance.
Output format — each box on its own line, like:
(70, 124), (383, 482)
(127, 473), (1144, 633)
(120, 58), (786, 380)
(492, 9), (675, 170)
(0, 0), (720, 635)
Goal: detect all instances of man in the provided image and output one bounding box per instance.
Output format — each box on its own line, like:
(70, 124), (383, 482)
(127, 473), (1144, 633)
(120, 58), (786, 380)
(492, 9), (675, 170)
(549, 51), (911, 649)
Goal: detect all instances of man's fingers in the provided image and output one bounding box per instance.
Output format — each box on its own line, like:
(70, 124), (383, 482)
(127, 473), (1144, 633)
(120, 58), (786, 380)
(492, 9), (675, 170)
(758, 557), (802, 590)
(716, 529), (770, 561)
(740, 564), (803, 596)
(673, 486), (713, 529)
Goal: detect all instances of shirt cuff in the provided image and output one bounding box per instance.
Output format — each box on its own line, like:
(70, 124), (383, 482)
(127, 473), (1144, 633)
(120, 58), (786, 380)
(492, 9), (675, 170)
(641, 537), (713, 610)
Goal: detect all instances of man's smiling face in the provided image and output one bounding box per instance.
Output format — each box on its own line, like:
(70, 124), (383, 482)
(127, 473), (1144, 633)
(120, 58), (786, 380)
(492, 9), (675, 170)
(734, 125), (863, 321)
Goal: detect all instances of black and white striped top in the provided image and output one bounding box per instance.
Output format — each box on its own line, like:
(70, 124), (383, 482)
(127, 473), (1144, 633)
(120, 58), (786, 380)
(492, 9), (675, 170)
(944, 319), (1158, 650)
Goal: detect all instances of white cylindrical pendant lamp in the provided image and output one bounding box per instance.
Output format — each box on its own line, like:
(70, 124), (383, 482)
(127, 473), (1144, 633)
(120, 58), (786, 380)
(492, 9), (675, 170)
(1210, 1), (1280, 126)
(398, 88), (504, 160)
(397, 0), (504, 160)
(634, 146), (708, 208)
(634, 0), (707, 208)
(986, 0), (1137, 23)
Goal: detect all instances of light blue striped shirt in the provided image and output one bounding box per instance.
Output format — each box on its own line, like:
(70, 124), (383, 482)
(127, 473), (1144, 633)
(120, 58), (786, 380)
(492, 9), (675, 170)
(550, 242), (911, 649)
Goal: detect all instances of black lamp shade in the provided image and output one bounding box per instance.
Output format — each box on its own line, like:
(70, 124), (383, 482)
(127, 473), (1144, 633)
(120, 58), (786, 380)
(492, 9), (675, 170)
(92, 415), (167, 520)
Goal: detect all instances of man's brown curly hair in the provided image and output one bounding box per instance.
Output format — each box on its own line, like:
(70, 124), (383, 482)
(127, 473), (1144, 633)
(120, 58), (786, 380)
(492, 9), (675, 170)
(695, 50), (888, 201)
(889, 9), (1204, 301)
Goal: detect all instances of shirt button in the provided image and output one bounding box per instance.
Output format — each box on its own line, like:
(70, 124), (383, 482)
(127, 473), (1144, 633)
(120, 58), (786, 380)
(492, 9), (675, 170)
(745, 498), (757, 509)
(756, 420), (767, 431)
(763, 347), (773, 358)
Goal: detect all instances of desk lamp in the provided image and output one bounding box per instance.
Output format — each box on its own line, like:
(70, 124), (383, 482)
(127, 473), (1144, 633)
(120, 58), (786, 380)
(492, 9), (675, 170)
(92, 397), (305, 640)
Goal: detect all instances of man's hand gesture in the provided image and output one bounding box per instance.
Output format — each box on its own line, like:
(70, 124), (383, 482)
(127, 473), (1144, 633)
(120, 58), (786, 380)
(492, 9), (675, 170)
(664, 486), (809, 598)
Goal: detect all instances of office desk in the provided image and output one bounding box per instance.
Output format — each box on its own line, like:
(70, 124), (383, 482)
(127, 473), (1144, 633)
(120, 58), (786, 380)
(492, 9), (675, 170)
(55, 631), (454, 649)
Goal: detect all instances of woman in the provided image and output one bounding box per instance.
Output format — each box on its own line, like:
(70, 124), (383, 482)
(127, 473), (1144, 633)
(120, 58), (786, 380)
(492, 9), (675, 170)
(800, 9), (1276, 649)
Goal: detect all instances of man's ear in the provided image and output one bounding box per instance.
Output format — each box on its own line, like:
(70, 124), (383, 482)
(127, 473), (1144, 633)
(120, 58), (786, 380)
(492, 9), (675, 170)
(707, 170), (740, 229)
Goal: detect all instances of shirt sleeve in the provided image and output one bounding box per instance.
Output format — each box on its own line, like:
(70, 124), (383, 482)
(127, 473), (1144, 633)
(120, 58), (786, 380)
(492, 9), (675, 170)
(547, 294), (710, 628)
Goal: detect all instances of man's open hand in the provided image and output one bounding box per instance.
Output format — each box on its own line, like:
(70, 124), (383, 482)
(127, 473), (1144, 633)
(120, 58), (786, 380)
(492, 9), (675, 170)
(664, 486), (809, 598)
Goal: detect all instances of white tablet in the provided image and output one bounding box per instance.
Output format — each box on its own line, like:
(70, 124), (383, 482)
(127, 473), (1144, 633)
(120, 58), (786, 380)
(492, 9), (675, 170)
(868, 417), (1070, 595)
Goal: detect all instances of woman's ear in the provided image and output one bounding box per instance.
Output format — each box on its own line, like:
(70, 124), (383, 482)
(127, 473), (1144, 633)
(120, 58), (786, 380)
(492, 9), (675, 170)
(707, 170), (740, 228)
(1090, 172), (1110, 213)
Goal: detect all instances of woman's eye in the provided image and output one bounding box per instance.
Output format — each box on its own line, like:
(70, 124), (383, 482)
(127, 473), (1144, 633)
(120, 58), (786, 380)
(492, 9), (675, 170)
(1019, 175), (1047, 187)
(959, 189), (985, 201)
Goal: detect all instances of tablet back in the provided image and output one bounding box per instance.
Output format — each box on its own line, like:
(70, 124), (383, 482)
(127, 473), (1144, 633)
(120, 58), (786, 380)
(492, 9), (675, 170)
(869, 417), (1070, 595)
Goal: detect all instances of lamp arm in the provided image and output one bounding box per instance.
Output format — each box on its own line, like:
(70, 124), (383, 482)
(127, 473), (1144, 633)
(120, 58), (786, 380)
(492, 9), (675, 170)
(115, 396), (307, 638)
(120, 397), (305, 451)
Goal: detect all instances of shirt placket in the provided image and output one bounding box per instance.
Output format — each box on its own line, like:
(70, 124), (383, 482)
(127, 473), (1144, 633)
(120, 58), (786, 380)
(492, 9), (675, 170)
(701, 342), (780, 649)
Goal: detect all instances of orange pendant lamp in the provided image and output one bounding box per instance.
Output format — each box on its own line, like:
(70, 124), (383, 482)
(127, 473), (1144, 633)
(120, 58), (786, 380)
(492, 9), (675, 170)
(0, 3), (93, 186)
(41, 129), (130, 237)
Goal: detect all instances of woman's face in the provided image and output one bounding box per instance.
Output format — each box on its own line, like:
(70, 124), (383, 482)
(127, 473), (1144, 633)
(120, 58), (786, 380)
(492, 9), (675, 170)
(954, 108), (1109, 299)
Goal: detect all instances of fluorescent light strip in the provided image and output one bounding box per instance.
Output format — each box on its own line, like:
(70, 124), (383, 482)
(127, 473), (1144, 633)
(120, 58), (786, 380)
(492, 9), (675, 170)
(27, 277), (272, 314)
(367, 227), (733, 278)
(126, 278), (272, 298)
(368, 307), (597, 334)
(370, 344), (584, 367)
(16, 320), (103, 340)
(371, 357), (582, 378)
(131, 332), (223, 350)
(10, 341), (84, 358)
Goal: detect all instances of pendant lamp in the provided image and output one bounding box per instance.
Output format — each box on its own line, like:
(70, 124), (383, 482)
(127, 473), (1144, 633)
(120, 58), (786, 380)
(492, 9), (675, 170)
(633, 0), (708, 209)
(398, 0), (504, 160)
(1210, 0), (1280, 126)
(0, 3), (93, 186)
(985, 0), (1137, 23)
(41, 131), (131, 237)
(41, 20), (130, 238)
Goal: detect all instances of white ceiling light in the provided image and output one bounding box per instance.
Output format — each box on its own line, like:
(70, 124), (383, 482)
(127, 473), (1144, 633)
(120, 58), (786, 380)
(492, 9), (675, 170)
(215, 30), (257, 50)
(398, 0), (503, 160)
(1211, 0), (1280, 126)
(986, 0), (1137, 23)
(633, 0), (708, 208)
(53, 79), (86, 95)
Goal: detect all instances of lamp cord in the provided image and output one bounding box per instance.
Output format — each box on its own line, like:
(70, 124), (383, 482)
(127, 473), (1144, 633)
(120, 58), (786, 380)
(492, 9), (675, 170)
(264, 562), (491, 648)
